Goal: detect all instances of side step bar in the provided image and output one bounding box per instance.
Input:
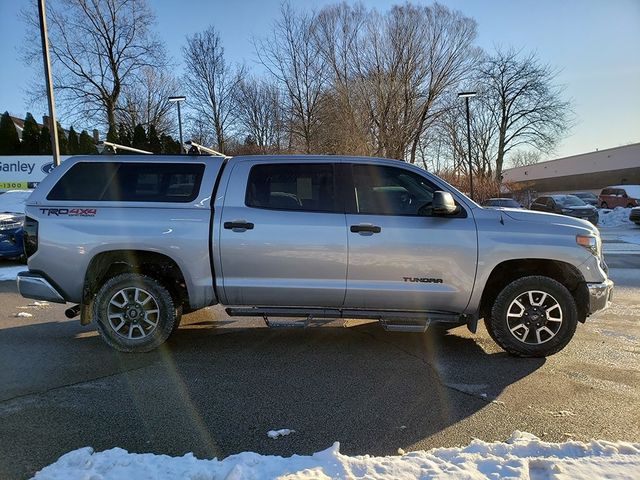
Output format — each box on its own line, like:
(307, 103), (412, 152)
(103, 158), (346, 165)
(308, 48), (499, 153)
(225, 307), (461, 333)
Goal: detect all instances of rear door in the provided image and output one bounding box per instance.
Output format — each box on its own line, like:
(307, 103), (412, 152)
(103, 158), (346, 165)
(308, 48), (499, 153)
(342, 162), (477, 313)
(218, 160), (348, 307)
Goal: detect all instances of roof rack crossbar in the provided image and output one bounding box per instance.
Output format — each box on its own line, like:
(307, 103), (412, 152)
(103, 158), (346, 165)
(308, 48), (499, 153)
(97, 141), (152, 155)
(185, 141), (232, 159)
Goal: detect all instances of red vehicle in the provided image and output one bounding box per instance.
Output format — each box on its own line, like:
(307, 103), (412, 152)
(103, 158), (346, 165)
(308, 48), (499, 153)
(598, 185), (640, 209)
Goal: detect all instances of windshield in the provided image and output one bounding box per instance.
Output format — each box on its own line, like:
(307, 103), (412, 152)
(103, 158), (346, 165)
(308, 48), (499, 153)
(575, 193), (596, 200)
(557, 195), (586, 206)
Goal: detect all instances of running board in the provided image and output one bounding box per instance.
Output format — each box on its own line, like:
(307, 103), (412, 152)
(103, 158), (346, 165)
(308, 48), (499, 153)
(381, 319), (430, 333)
(225, 307), (460, 332)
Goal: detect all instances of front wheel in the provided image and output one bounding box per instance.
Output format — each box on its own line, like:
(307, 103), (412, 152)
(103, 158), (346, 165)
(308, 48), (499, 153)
(486, 276), (578, 357)
(93, 273), (177, 352)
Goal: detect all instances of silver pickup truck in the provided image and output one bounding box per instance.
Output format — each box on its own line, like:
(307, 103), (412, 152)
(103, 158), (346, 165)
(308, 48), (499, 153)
(17, 155), (613, 357)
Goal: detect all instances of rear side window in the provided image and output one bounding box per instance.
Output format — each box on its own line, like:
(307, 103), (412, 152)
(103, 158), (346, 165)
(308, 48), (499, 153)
(47, 162), (204, 202)
(245, 163), (337, 212)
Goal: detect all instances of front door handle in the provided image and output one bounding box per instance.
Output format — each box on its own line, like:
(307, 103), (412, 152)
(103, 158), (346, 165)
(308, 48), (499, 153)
(224, 221), (254, 230)
(350, 224), (381, 234)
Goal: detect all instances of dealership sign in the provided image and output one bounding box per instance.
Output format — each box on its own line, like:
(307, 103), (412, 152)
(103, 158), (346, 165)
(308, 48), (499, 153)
(0, 156), (71, 190)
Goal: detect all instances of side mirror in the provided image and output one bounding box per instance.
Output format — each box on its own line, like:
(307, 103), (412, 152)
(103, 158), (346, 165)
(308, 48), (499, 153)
(432, 191), (458, 216)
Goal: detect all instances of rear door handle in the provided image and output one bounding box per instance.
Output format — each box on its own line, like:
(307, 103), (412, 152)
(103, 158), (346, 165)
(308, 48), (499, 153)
(350, 224), (381, 234)
(224, 221), (254, 230)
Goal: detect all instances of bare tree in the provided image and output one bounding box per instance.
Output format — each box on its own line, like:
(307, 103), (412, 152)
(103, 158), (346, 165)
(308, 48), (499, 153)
(235, 77), (284, 153)
(183, 26), (243, 153)
(117, 67), (178, 134)
(22, 0), (166, 131)
(508, 150), (542, 168)
(313, 3), (478, 161)
(478, 48), (572, 180)
(255, 3), (327, 153)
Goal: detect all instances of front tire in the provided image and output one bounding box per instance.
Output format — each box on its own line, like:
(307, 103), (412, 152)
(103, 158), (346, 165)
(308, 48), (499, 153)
(93, 273), (177, 352)
(486, 276), (578, 357)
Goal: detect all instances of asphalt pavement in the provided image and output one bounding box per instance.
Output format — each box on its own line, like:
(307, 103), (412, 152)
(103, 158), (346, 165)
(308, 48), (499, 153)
(0, 256), (639, 479)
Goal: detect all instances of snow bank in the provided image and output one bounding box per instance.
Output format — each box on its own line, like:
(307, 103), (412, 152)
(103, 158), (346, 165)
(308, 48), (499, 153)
(0, 266), (26, 281)
(33, 432), (640, 480)
(598, 207), (635, 227)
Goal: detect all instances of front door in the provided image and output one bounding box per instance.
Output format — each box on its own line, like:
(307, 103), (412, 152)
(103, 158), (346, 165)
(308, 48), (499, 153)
(343, 163), (477, 313)
(218, 160), (348, 307)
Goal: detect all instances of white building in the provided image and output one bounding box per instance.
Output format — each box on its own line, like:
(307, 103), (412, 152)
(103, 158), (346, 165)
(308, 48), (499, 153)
(501, 143), (640, 202)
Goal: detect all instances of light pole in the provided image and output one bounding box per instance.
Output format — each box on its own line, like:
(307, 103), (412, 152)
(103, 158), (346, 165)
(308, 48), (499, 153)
(168, 96), (186, 153)
(38, 0), (60, 166)
(458, 91), (477, 200)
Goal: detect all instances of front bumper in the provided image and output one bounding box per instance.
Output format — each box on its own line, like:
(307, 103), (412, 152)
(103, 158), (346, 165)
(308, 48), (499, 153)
(587, 279), (614, 315)
(17, 272), (66, 304)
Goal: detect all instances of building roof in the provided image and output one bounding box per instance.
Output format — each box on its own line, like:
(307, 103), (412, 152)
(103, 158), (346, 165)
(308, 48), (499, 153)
(502, 142), (640, 183)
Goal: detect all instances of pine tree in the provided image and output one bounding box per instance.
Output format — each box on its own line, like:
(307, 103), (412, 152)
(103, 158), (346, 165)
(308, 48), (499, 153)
(39, 126), (52, 154)
(160, 134), (181, 154)
(67, 126), (79, 155)
(148, 124), (162, 153)
(132, 123), (148, 151)
(56, 122), (68, 155)
(78, 130), (97, 154)
(106, 124), (118, 143)
(20, 113), (40, 154)
(0, 111), (20, 155)
(117, 123), (132, 150)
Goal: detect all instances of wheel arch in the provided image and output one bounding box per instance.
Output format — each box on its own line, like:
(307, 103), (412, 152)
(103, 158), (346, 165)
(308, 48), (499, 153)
(478, 258), (589, 324)
(83, 250), (190, 318)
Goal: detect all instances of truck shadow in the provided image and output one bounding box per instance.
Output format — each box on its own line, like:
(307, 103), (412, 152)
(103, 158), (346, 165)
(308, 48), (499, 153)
(0, 315), (544, 478)
(157, 319), (545, 458)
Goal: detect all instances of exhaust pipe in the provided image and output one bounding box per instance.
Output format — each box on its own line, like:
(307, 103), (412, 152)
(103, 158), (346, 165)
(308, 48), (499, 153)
(65, 304), (81, 319)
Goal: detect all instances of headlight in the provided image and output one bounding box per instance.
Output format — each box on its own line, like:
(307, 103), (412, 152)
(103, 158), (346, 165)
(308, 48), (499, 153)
(576, 234), (601, 257)
(0, 215), (24, 231)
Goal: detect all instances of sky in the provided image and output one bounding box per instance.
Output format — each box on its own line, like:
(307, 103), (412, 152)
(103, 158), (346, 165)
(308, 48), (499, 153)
(0, 0), (638, 160)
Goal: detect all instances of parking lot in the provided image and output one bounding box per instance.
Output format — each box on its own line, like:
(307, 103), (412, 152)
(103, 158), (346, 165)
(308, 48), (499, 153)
(0, 245), (639, 479)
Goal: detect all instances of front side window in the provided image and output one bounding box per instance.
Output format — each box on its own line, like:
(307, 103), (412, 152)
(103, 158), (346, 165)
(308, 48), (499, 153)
(245, 163), (337, 212)
(351, 164), (438, 216)
(47, 162), (205, 202)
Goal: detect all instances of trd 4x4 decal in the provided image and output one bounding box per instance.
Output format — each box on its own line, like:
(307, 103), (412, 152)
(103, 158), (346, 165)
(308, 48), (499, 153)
(39, 208), (97, 217)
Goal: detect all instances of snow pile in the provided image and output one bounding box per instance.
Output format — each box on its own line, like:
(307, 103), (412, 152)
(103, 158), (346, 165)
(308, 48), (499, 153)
(268, 429), (295, 439)
(598, 207), (634, 227)
(0, 266), (26, 281)
(33, 432), (640, 480)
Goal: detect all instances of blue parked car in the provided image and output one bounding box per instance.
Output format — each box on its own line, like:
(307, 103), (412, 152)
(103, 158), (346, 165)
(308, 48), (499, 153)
(0, 190), (32, 259)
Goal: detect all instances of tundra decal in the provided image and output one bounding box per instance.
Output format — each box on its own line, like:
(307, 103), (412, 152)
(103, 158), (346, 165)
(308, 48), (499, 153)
(403, 277), (443, 283)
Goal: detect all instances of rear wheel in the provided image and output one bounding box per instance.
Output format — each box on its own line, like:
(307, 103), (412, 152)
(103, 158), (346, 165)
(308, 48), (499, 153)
(487, 276), (577, 357)
(627, 203), (634, 208)
(93, 273), (177, 352)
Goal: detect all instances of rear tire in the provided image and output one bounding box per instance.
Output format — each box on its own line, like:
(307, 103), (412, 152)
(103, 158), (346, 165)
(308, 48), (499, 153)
(487, 276), (578, 357)
(93, 273), (176, 352)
